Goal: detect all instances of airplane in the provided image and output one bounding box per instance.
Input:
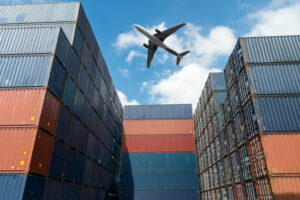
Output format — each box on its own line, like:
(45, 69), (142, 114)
(134, 23), (190, 68)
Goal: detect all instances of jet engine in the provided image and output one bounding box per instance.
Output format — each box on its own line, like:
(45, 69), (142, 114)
(155, 29), (161, 34)
(143, 43), (149, 48)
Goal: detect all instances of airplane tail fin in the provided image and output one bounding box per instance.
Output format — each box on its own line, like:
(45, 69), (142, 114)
(176, 51), (190, 65)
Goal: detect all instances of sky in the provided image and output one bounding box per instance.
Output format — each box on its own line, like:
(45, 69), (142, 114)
(2, 0), (300, 110)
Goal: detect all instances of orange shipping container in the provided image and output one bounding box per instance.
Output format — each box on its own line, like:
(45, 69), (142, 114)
(260, 133), (300, 175)
(0, 89), (60, 134)
(122, 135), (196, 153)
(123, 119), (194, 135)
(0, 127), (54, 176)
(256, 177), (300, 200)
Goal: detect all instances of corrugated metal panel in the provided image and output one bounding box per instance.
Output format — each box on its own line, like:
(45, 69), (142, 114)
(0, 2), (79, 23)
(55, 105), (71, 141)
(122, 135), (196, 153)
(119, 191), (200, 200)
(214, 91), (227, 110)
(0, 88), (45, 126)
(121, 153), (197, 171)
(43, 179), (61, 200)
(241, 36), (300, 64)
(48, 140), (67, 179)
(60, 182), (73, 199)
(255, 96), (300, 132)
(124, 104), (193, 120)
(248, 64), (300, 95)
(0, 55), (53, 88)
(63, 147), (77, 182)
(261, 134), (300, 175)
(210, 72), (227, 91)
(123, 119), (194, 135)
(120, 171), (199, 190)
(67, 47), (80, 82)
(270, 177), (300, 200)
(22, 174), (46, 200)
(63, 76), (76, 110)
(0, 89), (60, 134)
(0, 26), (59, 54)
(0, 174), (26, 200)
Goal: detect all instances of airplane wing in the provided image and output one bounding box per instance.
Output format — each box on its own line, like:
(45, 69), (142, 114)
(154, 23), (186, 41)
(147, 40), (158, 68)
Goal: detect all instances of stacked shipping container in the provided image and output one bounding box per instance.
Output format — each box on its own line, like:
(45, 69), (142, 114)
(0, 2), (123, 200)
(194, 35), (300, 200)
(120, 104), (200, 200)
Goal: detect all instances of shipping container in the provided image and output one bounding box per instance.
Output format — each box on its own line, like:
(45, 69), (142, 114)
(122, 135), (196, 153)
(123, 119), (194, 135)
(119, 191), (200, 200)
(0, 26), (70, 66)
(0, 89), (60, 134)
(121, 153), (197, 171)
(0, 127), (54, 175)
(0, 174), (46, 200)
(124, 104), (192, 120)
(120, 171), (199, 190)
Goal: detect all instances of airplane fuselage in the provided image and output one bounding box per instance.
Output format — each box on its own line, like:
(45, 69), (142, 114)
(134, 24), (178, 56)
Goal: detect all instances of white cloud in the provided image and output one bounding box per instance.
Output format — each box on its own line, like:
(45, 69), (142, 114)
(117, 90), (140, 106)
(117, 68), (129, 78)
(126, 50), (145, 64)
(247, 0), (300, 36)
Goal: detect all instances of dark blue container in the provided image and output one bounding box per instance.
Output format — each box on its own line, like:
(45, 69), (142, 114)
(87, 77), (94, 103)
(124, 104), (193, 120)
(73, 89), (85, 118)
(72, 184), (81, 200)
(63, 76), (76, 110)
(48, 57), (66, 99)
(72, 27), (84, 58)
(78, 125), (88, 154)
(67, 47), (80, 83)
(81, 42), (91, 72)
(119, 191), (200, 200)
(121, 153), (197, 171)
(43, 179), (61, 200)
(0, 174), (46, 200)
(211, 72), (227, 91)
(120, 171), (199, 190)
(56, 105), (71, 142)
(69, 117), (81, 150)
(74, 153), (85, 184)
(63, 147), (77, 182)
(60, 183), (73, 200)
(77, 65), (88, 94)
(49, 140), (67, 179)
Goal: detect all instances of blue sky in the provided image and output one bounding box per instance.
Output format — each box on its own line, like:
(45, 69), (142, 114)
(2, 0), (300, 108)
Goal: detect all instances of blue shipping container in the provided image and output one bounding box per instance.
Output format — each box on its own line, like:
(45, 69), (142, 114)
(120, 171), (199, 190)
(121, 153), (197, 171)
(210, 72), (227, 91)
(255, 96), (300, 132)
(124, 104), (193, 120)
(0, 174), (46, 200)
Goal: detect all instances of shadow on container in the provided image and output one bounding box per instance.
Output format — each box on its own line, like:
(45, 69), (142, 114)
(119, 136), (134, 200)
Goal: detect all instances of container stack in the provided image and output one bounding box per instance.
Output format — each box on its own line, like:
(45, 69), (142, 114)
(193, 73), (228, 199)
(0, 2), (123, 200)
(194, 35), (300, 200)
(120, 104), (200, 200)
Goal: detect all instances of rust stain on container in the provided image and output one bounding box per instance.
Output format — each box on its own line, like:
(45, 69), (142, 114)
(123, 119), (194, 135)
(122, 135), (196, 153)
(0, 89), (60, 134)
(261, 134), (300, 175)
(0, 127), (54, 176)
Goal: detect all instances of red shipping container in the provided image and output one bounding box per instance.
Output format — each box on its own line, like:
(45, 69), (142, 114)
(123, 119), (194, 135)
(0, 89), (60, 134)
(122, 135), (196, 153)
(261, 134), (300, 175)
(0, 127), (55, 176)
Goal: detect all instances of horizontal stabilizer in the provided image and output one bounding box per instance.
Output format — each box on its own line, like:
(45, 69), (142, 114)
(176, 51), (190, 65)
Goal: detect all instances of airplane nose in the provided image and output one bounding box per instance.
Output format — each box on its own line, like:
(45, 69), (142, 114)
(134, 24), (141, 30)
